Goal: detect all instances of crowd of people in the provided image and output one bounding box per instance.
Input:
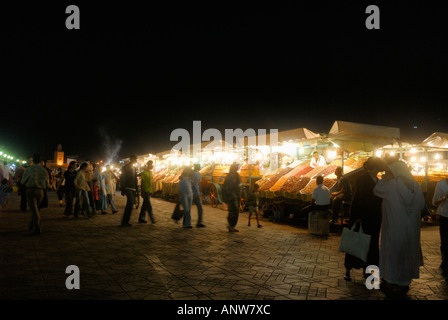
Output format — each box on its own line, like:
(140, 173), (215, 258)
(0, 154), (122, 234)
(2, 151), (448, 299)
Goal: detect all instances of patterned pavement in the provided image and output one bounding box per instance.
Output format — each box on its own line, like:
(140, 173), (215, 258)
(1, 191), (448, 301)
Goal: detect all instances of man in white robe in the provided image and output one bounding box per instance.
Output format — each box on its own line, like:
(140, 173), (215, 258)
(373, 160), (425, 294)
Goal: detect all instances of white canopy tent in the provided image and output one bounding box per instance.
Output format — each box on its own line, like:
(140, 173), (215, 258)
(327, 120), (401, 153)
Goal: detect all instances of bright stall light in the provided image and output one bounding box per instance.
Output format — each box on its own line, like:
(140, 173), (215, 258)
(281, 143), (298, 156)
(420, 157), (426, 162)
(375, 150), (383, 157)
(327, 150), (337, 159)
(410, 148), (417, 154)
(411, 156), (416, 162)
(435, 153), (441, 160)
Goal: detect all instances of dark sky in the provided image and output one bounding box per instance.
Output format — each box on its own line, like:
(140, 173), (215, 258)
(1, 2), (447, 162)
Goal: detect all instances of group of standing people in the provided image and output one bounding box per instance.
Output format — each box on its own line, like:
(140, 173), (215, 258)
(63, 160), (119, 218)
(300, 154), (431, 298)
(342, 156), (427, 298)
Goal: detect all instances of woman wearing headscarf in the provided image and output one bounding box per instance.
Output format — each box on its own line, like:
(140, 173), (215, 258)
(344, 157), (384, 281)
(373, 159), (426, 298)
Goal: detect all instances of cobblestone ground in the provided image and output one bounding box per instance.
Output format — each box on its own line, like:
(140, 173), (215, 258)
(1, 191), (448, 301)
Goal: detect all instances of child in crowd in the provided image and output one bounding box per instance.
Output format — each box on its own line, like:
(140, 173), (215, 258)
(0, 178), (13, 211)
(93, 180), (100, 210)
(247, 184), (262, 228)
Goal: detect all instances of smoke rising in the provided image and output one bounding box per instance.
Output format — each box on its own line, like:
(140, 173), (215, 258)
(99, 127), (122, 165)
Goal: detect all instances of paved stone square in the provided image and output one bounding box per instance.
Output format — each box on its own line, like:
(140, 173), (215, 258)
(1, 191), (448, 301)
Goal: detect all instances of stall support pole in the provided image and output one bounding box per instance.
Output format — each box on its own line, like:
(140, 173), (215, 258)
(249, 163), (252, 190)
(424, 148), (428, 193)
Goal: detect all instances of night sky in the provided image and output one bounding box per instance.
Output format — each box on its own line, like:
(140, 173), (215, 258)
(1, 2), (447, 162)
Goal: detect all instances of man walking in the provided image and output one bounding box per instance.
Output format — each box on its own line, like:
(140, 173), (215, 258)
(120, 155), (138, 227)
(138, 160), (156, 223)
(74, 162), (92, 218)
(21, 153), (49, 236)
(191, 163), (205, 227)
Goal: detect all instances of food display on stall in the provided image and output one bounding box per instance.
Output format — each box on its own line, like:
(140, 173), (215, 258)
(428, 168), (448, 179)
(259, 166), (294, 191)
(161, 169), (183, 197)
(287, 177), (311, 194)
(199, 164), (213, 176)
(256, 167), (282, 187)
(152, 168), (168, 193)
(411, 166), (448, 182)
(257, 156), (369, 202)
(270, 162), (311, 191)
(238, 163), (261, 186)
(348, 158), (367, 170)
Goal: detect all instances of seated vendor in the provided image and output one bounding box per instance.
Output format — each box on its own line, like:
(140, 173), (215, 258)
(310, 151), (327, 168)
(330, 166), (352, 223)
(299, 175), (331, 218)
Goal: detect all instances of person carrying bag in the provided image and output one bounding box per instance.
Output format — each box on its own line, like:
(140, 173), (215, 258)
(338, 221), (372, 263)
(171, 201), (183, 222)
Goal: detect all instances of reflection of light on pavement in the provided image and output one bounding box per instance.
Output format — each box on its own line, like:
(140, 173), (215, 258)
(144, 254), (179, 294)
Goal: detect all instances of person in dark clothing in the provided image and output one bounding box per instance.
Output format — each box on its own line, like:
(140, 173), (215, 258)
(223, 163), (242, 232)
(55, 171), (65, 207)
(15, 160), (29, 211)
(40, 160), (52, 189)
(344, 157), (385, 281)
(191, 164), (205, 227)
(119, 155), (138, 227)
(247, 183), (262, 228)
(86, 161), (97, 215)
(64, 161), (78, 216)
(331, 166), (352, 223)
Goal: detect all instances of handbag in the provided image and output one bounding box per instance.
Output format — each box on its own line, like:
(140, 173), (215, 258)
(171, 202), (183, 221)
(338, 222), (371, 263)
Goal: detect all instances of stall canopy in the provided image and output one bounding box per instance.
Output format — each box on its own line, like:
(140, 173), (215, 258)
(327, 120), (401, 153)
(253, 127), (321, 146)
(419, 132), (448, 149)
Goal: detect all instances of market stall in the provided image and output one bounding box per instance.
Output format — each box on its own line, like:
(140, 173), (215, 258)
(379, 132), (448, 209)
(257, 121), (400, 223)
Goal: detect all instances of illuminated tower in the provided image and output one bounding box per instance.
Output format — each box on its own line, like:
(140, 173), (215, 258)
(54, 144), (64, 166)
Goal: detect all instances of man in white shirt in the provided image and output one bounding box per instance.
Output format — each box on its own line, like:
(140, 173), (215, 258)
(433, 178), (448, 280)
(310, 151), (326, 168)
(298, 175), (331, 218)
